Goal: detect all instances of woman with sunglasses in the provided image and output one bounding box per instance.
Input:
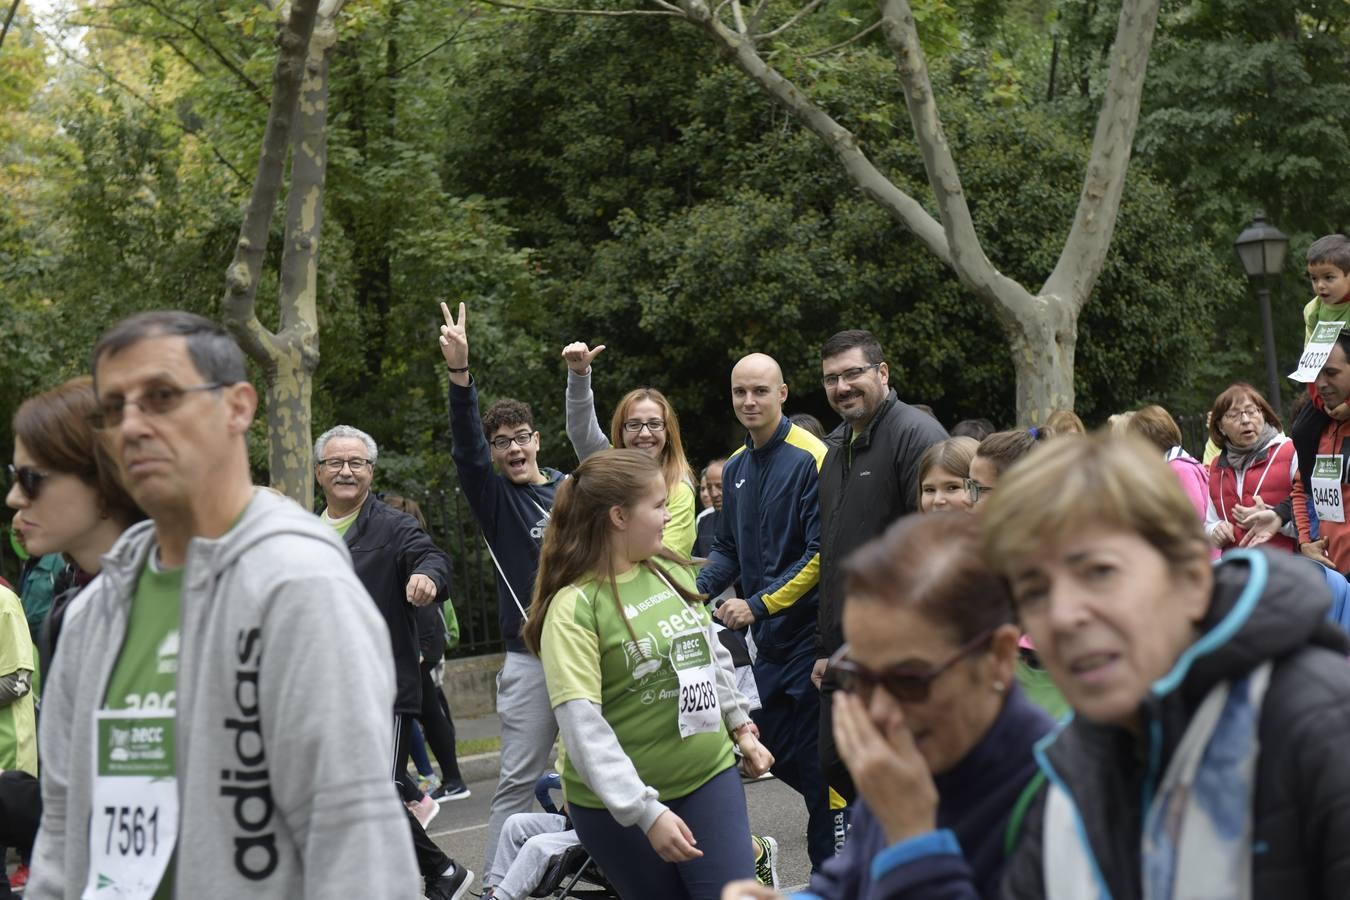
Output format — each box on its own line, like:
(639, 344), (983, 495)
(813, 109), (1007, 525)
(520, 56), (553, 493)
(525, 449), (772, 900)
(561, 341), (698, 555)
(6, 376), (145, 677)
(722, 513), (1053, 900)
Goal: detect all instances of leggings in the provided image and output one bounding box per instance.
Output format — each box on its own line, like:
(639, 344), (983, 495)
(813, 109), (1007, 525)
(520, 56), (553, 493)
(419, 657), (463, 783)
(568, 765), (753, 900)
(394, 714), (452, 877)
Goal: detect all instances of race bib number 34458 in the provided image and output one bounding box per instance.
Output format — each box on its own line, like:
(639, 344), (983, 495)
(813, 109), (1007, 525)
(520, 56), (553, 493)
(84, 710), (179, 900)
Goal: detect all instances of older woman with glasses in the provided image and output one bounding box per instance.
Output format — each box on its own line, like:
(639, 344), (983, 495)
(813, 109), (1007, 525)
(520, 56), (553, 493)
(560, 341), (698, 555)
(1203, 383), (1298, 553)
(721, 514), (1053, 900)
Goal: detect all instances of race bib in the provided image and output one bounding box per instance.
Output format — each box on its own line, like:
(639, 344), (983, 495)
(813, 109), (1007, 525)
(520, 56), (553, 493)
(1312, 454), (1346, 524)
(84, 710), (178, 900)
(1290, 321), (1344, 382)
(671, 629), (721, 739)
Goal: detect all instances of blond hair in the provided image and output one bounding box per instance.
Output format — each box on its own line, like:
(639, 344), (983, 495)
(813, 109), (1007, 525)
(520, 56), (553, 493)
(980, 432), (1207, 579)
(915, 436), (979, 507)
(1045, 409), (1085, 436)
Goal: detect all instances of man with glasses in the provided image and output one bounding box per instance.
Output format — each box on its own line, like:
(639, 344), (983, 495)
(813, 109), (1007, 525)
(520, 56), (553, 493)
(312, 426), (470, 900)
(813, 329), (947, 850)
(437, 302), (567, 889)
(26, 311), (420, 899)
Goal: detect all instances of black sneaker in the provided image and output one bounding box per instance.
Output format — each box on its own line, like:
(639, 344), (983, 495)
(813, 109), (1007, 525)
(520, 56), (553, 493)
(431, 779), (472, 802)
(425, 864), (473, 900)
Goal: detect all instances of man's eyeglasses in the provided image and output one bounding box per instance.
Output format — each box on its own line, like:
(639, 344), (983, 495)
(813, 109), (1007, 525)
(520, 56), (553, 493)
(7, 464), (49, 501)
(825, 629), (995, 704)
(318, 458), (373, 473)
(964, 477), (994, 505)
(821, 363), (881, 389)
(490, 433), (535, 451)
(88, 383), (229, 430)
(1221, 406), (1263, 424)
(622, 419), (666, 434)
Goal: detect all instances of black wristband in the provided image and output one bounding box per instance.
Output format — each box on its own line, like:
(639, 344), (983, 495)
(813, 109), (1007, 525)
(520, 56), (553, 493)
(447, 365), (470, 373)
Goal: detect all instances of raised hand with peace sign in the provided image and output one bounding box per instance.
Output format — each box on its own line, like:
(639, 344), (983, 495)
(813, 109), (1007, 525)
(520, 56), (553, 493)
(439, 301), (471, 386)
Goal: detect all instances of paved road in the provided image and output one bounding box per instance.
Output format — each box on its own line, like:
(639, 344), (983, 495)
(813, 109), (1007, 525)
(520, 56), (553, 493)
(427, 771), (814, 895)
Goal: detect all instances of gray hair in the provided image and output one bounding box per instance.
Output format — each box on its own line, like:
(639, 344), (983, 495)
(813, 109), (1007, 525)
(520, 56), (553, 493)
(91, 310), (248, 388)
(314, 425), (379, 463)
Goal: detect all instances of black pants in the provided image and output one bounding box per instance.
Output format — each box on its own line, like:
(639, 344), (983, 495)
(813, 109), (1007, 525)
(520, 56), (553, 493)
(418, 658), (462, 783)
(0, 771), (40, 854)
(817, 680), (856, 853)
(394, 714), (452, 878)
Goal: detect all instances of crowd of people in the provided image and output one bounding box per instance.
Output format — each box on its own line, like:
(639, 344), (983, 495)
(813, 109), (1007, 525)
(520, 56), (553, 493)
(6, 230), (1350, 900)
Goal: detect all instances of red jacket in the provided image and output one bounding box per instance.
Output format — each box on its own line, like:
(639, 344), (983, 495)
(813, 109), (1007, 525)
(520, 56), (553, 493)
(1207, 439), (1298, 552)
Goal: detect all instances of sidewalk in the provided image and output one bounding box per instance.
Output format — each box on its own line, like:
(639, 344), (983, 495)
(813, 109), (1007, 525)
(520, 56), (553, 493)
(455, 710), (508, 784)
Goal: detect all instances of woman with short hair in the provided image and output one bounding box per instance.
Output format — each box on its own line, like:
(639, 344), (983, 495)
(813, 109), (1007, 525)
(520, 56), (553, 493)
(979, 433), (1350, 897)
(1203, 383), (1297, 552)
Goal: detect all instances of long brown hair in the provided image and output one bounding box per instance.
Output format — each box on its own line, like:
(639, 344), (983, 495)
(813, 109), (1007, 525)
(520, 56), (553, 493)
(523, 449), (704, 655)
(608, 388), (695, 496)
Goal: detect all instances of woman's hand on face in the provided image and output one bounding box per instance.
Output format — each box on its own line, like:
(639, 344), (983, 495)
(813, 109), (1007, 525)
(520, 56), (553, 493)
(831, 690), (938, 845)
(737, 734), (774, 779)
(721, 880), (784, 900)
(1210, 521), (1235, 548)
(646, 810), (703, 863)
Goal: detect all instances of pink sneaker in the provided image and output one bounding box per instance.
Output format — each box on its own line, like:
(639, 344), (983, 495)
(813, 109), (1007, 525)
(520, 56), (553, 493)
(406, 794), (439, 830)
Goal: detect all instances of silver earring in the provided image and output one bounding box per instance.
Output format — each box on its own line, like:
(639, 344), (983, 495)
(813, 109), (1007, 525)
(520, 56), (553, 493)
(993, 681), (1006, 694)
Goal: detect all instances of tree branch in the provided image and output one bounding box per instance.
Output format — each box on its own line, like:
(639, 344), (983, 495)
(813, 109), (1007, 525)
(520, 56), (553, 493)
(221, 0), (321, 363)
(0, 0), (21, 56)
(876, 0), (1030, 318)
(804, 18), (880, 56)
(391, 9), (474, 76)
(37, 27), (251, 187)
(731, 0), (748, 35)
(476, 0), (682, 17)
(137, 0), (269, 105)
(752, 0), (824, 42)
(1040, 0), (1161, 307)
(678, 0), (951, 264)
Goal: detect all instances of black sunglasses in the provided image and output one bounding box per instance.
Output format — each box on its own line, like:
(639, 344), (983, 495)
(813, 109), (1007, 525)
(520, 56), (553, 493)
(825, 628), (995, 704)
(8, 464), (49, 501)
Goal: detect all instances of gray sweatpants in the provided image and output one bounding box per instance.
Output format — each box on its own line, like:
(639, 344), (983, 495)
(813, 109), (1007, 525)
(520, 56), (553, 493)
(483, 651), (559, 878)
(486, 812), (576, 900)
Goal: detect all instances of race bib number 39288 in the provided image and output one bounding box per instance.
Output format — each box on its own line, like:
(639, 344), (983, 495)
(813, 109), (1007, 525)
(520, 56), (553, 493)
(83, 710), (179, 900)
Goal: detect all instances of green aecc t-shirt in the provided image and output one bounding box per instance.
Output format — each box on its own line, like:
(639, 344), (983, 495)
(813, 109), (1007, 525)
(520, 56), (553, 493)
(540, 559), (734, 810)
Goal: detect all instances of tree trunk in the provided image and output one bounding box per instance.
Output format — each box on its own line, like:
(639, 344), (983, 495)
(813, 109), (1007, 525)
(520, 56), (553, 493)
(1006, 294), (1079, 425)
(221, 0), (343, 505)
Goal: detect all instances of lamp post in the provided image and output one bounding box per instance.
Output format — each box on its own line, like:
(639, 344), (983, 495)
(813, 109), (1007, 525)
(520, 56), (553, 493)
(1235, 210), (1290, 417)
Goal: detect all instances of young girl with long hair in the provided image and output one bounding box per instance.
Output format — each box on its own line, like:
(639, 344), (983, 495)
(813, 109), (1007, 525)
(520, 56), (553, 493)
(524, 449), (771, 900)
(560, 342), (698, 555)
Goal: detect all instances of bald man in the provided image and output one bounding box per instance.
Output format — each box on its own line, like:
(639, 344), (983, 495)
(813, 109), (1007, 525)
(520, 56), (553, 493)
(698, 353), (833, 869)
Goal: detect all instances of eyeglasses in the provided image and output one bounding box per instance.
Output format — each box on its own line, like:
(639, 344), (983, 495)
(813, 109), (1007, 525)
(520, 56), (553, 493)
(825, 629), (995, 704)
(490, 433), (535, 451)
(821, 363), (881, 389)
(88, 383), (229, 430)
(317, 458), (373, 473)
(964, 477), (994, 504)
(622, 419), (666, 434)
(7, 464), (49, 501)
(1221, 406), (1263, 424)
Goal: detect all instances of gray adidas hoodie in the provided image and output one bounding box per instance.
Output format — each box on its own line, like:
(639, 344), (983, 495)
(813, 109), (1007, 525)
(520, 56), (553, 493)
(26, 489), (419, 899)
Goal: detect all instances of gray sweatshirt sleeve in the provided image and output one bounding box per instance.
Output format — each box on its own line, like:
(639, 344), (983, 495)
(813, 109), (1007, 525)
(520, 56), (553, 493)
(555, 698), (669, 832)
(565, 369), (613, 462)
(711, 630), (751, 733)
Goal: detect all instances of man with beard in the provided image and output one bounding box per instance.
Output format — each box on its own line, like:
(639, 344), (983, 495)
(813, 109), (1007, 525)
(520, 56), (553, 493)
(813, 330), (947, 850)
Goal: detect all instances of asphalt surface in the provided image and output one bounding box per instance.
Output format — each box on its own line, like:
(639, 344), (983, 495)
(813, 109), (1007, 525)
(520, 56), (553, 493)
(427, 771), (814, 896)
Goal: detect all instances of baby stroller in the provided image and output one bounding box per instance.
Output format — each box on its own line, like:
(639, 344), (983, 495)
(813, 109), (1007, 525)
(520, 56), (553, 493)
(523, 773), (616, 899)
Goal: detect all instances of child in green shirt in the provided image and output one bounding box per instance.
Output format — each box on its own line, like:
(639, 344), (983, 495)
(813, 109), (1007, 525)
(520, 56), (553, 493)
(1302, 234), (1350, 342)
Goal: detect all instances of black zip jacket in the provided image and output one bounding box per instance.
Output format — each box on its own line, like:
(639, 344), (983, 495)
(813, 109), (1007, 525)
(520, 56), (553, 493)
(1003, 549), (1350, 899)
(337, 494), (453, 715)
(816, 390), (947, 657)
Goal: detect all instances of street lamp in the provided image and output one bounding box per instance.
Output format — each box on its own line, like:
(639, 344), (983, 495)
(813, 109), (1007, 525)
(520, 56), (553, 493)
(1235, 210), (1289, 417)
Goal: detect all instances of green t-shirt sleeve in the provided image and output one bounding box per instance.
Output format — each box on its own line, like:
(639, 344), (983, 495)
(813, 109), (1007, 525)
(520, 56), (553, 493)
(662, 480), (697, 558)
(0, 588), (33, 677)
(1306, 296), (1319, 343)
(540, 585), (603, 708)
